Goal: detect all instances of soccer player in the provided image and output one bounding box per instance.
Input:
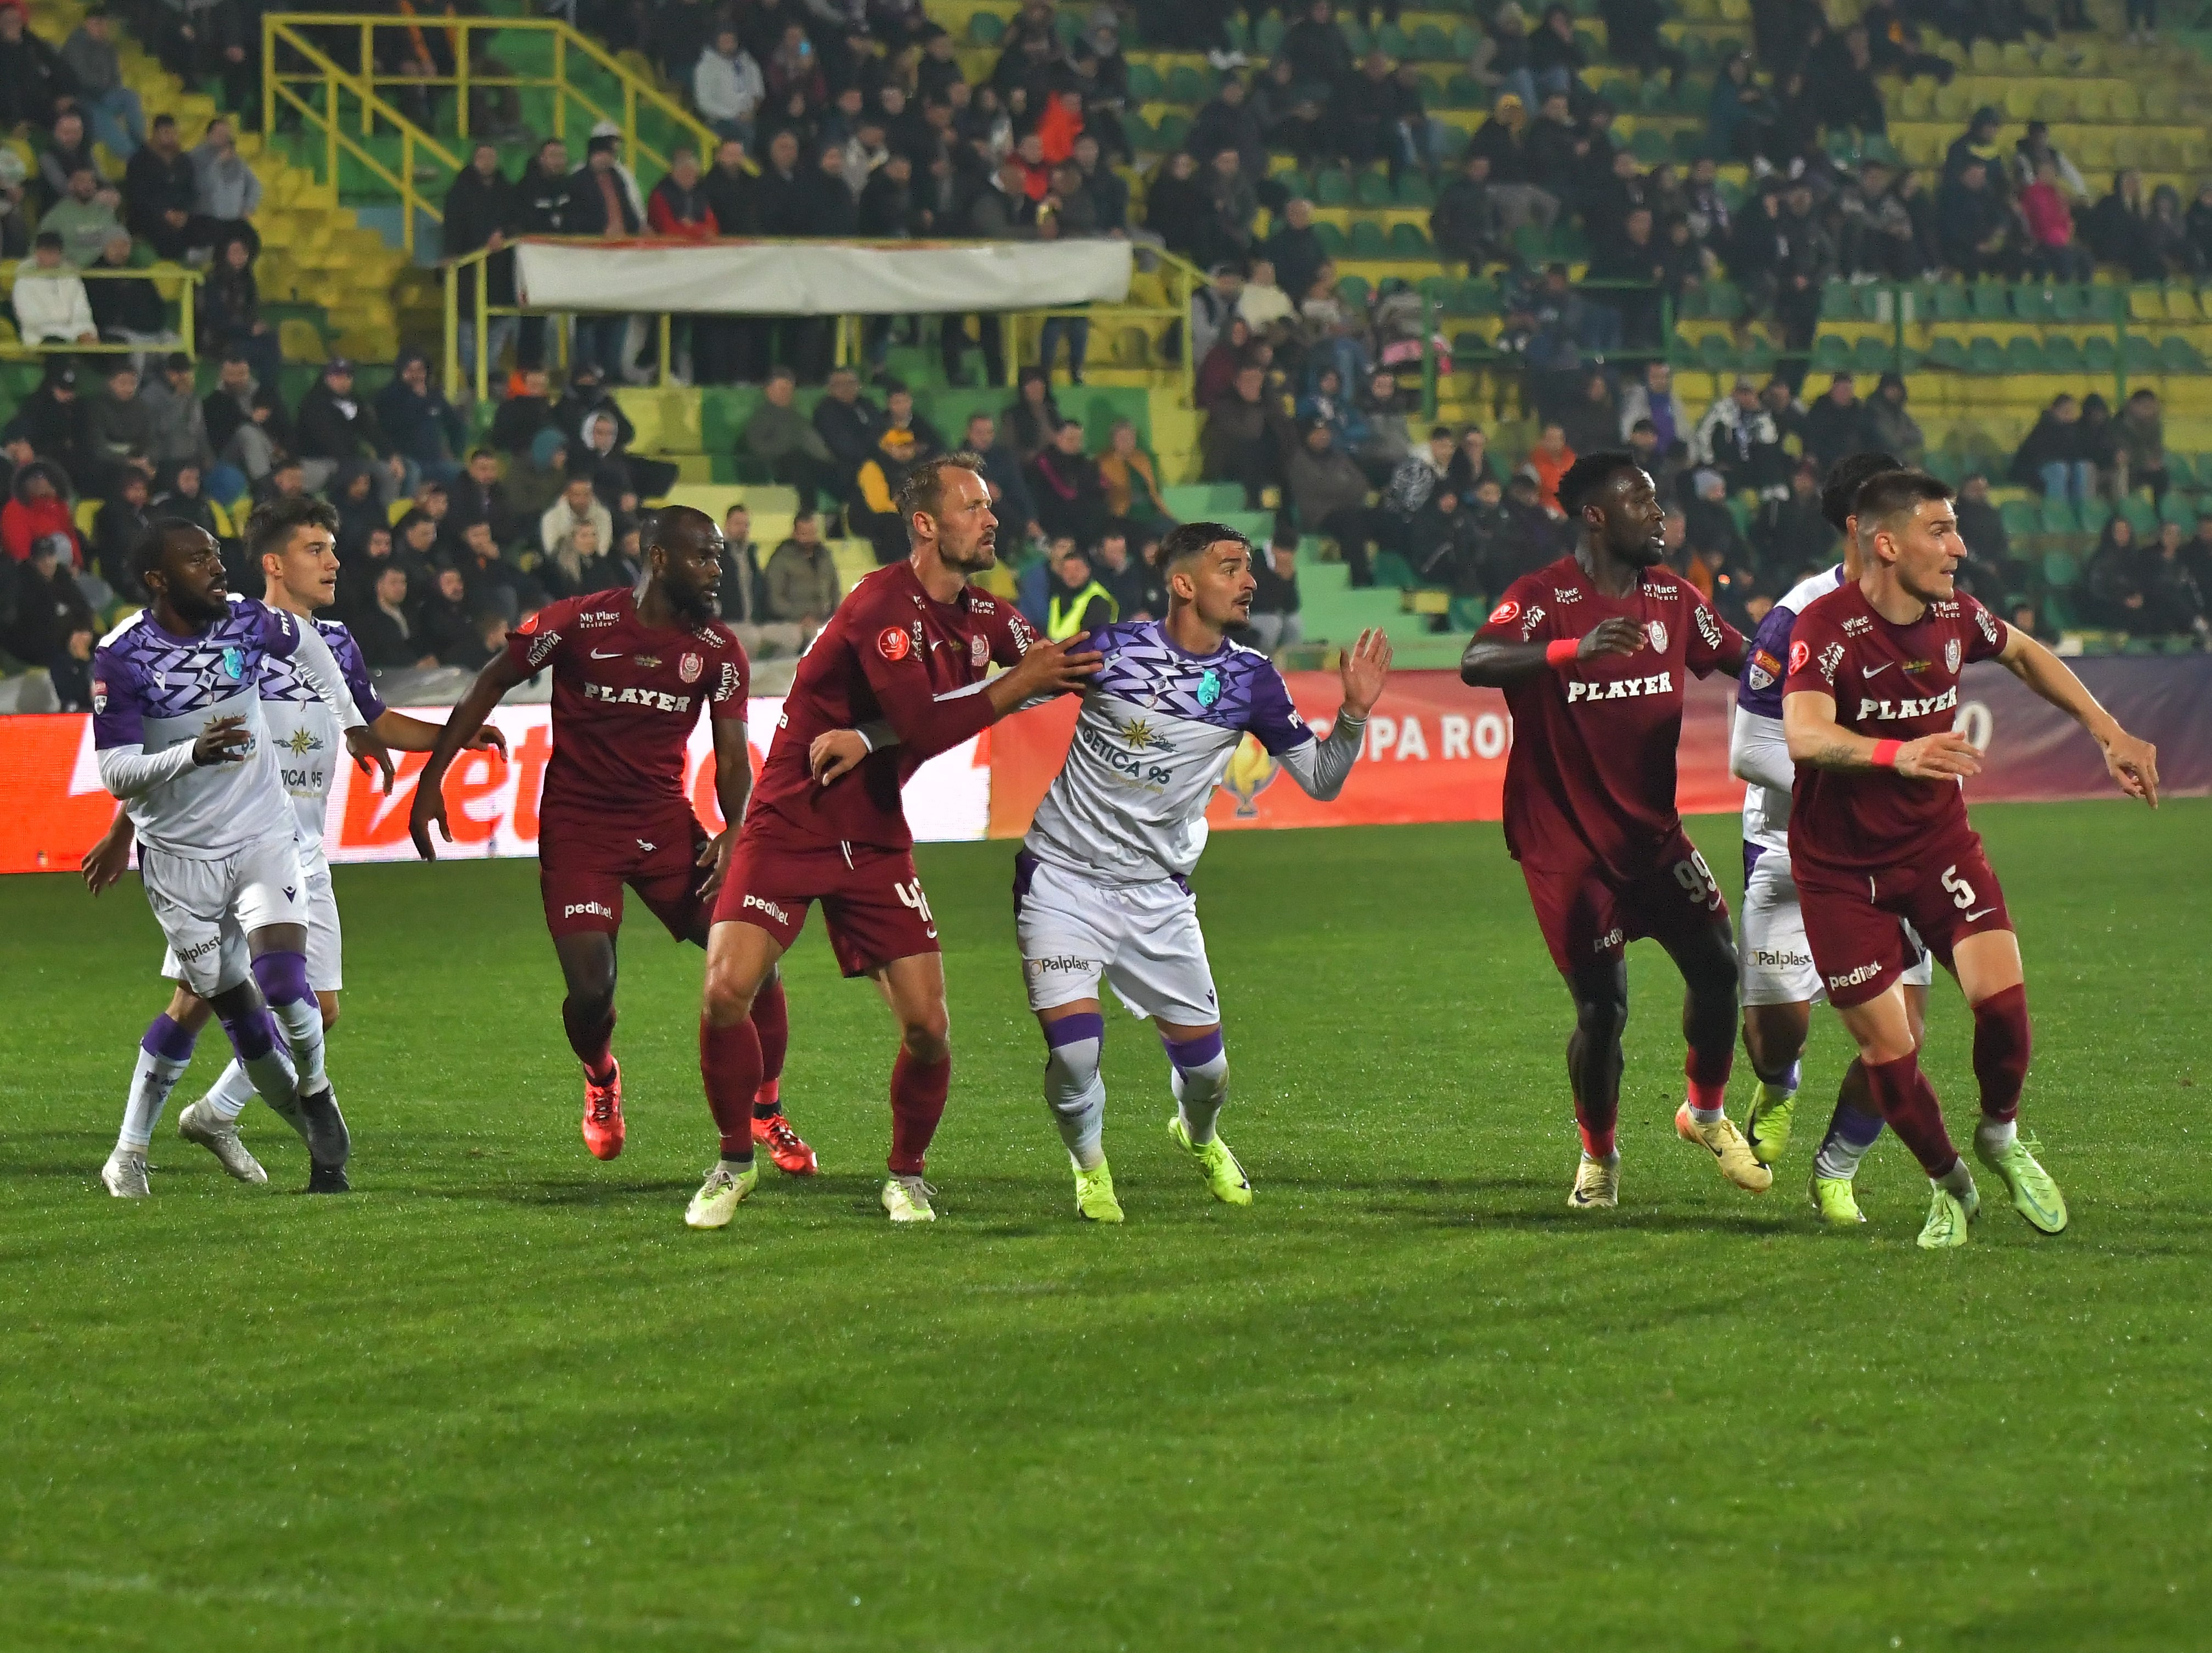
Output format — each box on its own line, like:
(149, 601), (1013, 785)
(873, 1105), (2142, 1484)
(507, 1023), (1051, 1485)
(82, 496), (507, 1189)
(90, 519), (392, 1197)
(692, 453), (1102, 1229)
(1461, 451), (1765, 1211)
(1730, 452), (1938, 1225)
(1007, 523), (1390, 1220)
(1783, 469), (2158, 1248)
(407, 506), (817, 1174)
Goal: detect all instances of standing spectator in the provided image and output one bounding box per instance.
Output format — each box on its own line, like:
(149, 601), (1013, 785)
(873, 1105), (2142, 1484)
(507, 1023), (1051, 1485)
(195, 233), (279, 388)
(1202, 365), (1294, 509)
(764, 508), (841, 635)
(190, 118), (262, 257)
(139, 352), (214, 475)
(567, 135), (641, 378)
(2117, 389), (2168, 503)
(743, 366), (838, 509)
(513, 139), (576, 370)
(1938, 158), (2018, 279)
(1244, 535), (1304, 653)
(124, 116), (200, 260)
(1706, 53), (1772, 164)
(2018, 158), (2091, 281)
(1691, 376), (1780, 496)
(1285, 421), (1378, 582)
(89, 468), (153, 593)
(443, 142), (518, 388)
(89, 229), (170, 351)
(646, 146), (719, 378)
(1865, 373), (1925, 471)
(694, 27), (765, 143)
(1263, 199), (1327, 320)
(1028, 419), (1107, 545)
(63, 10), (145, 159)
(375, 349), (465, 484)
(1002, 367), (1063, 461)
(1431, 153), (1502, 273)
(9, 232), (96, 346)
(0, 3), (72, 131)
(1601, 0), (1685, 85)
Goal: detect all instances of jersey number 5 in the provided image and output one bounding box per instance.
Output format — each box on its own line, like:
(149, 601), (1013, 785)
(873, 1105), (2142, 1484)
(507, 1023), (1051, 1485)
(1672, 851), (1722, 911)
(1941, 863), (1977, 911)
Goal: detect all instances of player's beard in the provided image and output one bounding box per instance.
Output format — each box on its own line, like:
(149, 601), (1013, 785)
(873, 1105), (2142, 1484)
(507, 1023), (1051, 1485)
(942, 526), (998, 576)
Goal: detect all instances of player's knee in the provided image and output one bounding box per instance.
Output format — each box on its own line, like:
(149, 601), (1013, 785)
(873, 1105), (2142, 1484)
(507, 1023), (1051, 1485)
(1573, 983), (1627, 1042)
(902, 1011), (951, 1065)
(701, 967), (756, 1028)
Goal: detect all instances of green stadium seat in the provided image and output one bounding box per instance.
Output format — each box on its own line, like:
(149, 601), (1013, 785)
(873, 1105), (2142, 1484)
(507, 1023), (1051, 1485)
(1447, 593), (1491, 631)
(1313, 221), (1348, 256)
(1926, 334), (1968, 371)
(1703, 280), (1743, 321)
(2041, 548), (2081, 589)
(2158, 336), (2204, 371)
(1166, 65), (1211, 104)
(1257, 15), (1286, 52)
(2003, 337), (2047, 373)
(1675, 285), (1707, 321)
(1632, 129), (1669, 165)
(1337, 274), (1372, 308)
(1967, 337), (2006, 373)
(2040, 498), (2079, 535)
(1350, 220), (1390, 259)
(1339, 19), (1371, 52)
(2160, 489), (2197, 525)
(1852, 337), (1894, 374)
(2042, 335), (2084, 373)
(2013, 285), (2057, 322)
(1418, 274), (1457, 306)
(1369, 550), (1417, 589)
(1819, 282), (1856, 322)
(1933, 284), (1970, 322)
(1121, 112), (1157, 150)
(1388, 222), (1433, 256)
(1999, 498), (2041, 539)
(1445, 72), (1485, 107)
(1155, 113), (1192, 150)
(1314, 169), (1353, 206)
(2124, 337), (2160, 373)
(1458, 278), (1500, 312)
(1412, 23), (1452, 57)
(2083, 335), (2116, 372)
(1813, 335), (1852, 373)
(968, 12), (1003, 44)
(2166, 454), (2197, 490)
(1970, 283), (2011, 322)
(1126, 62), (1163, 100)
(2050, 284), (2086, 321)
(2085, 285), (2123, 322)
(2120, 495), (2159, 536)
(1395, 171), (1435, 208)
(2077, 497), (2112, 536)
(1354, 170), (1394, 207)
(1377, 23), (1412, 56)
(1222, 17), (1251, 53)
(1452, 329), (1494, 360)
(1696, 334), (1737, 372)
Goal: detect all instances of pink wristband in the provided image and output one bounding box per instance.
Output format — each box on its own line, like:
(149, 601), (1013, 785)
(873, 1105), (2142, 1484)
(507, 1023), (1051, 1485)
(1545, 638), (1579, 668)
(1871, 739), (1902, 768)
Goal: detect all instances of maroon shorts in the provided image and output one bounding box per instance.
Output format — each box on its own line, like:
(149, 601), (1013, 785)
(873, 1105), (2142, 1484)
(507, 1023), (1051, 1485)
(1519, 829), (1731, 975)
(1797, 838), (2012, 1008)
(712, 836), (940, 977)
(540, 815), (709, 943)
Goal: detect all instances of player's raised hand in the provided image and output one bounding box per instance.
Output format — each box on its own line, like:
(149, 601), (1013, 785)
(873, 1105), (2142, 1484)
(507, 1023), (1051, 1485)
(810, 729), (872, 785)
(1004, 631), (1105, 699)
(2102, 727), (2159, 808)
(346, 725), (396, 794)
(190, 715), (252, 766)
(697, 830), (736, 900)
(407, 773), (450, 861)
(80, 819), (131, 895)
(1339, 627), (1393, 718)
(1577, 618), (1645, 660)
(1895, 731), (1982, 781)
(465, 724), (509, 760)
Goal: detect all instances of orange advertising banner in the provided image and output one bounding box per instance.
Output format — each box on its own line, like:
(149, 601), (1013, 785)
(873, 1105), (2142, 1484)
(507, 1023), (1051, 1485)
(987, 670), (1747, 839)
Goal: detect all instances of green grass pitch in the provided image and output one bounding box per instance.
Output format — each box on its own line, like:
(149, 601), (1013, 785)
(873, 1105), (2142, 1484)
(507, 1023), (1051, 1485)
(2, 799), (2207, 1651)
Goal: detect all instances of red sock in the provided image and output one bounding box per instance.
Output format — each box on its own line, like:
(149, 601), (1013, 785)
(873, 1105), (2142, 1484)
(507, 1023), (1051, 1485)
(1685, 1043), (1733, 1105)
(1971, 984), (2031, 1124)
(1859, 1051), (1960, 1178)
(1577, 1118), (1616, 1159)
(887, 1046), (951, 1175)
(751, 975), (789, 1119)
(699, 1015), (762, 1158)
(562, 998), (615, 1084)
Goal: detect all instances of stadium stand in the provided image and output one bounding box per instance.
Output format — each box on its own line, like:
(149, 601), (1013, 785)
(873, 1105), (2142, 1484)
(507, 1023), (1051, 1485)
(3, 0), (2210, 703)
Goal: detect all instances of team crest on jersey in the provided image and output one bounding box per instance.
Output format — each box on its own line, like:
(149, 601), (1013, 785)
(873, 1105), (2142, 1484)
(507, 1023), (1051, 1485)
(1945, 637), (1962, 673)
(970, 633), (988, 668)
(877, 625), (911, 662)
(1646, 619), (1668, 653)
(679, 652), (703, 683)
(92, 679), (107, 713)
(220, 646), (244, 681)
(1197, 667), (1222, 707)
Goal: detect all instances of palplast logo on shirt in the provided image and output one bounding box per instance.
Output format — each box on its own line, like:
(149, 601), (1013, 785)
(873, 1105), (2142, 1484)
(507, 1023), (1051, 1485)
(878, 626), (911, 662)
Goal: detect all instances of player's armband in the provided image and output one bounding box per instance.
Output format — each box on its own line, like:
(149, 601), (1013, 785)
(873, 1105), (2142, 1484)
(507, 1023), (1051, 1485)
(1544, 638), (1579, 668)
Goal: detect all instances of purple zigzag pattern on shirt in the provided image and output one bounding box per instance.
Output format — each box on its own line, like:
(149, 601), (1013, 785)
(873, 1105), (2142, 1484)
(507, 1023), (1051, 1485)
(105, 606), (270, 720)
(1086, 621), (1278, 729)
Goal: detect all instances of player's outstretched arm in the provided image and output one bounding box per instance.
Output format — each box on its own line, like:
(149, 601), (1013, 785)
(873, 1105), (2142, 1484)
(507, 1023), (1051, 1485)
(1783, 689), (1981, 781)
(409, 651), (532, 860)
(1461, 616), (1642, 686)
(370, 708), (510, 758)
(698, 713), (753, 900)
(1729, 708), (1796, 793)
(290, 617), (395, 794)
(1995, 628), (2160, 806)
(81, 805), (134, 895)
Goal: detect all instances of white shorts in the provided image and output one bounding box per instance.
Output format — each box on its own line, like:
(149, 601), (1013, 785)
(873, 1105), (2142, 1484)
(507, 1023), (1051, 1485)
(145, 834), (313, 999)
(1014, 853), (1221, 1027)
(1740, 848), (1932, 1007)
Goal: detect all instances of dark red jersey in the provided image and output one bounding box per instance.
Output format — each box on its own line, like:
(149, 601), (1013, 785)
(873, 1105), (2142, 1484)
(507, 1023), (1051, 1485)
(1477, 556), (1742, 880)
(1783, 580), (2009, 875)
(506, 586), (748, 832)
(747, 560), (1037, 854)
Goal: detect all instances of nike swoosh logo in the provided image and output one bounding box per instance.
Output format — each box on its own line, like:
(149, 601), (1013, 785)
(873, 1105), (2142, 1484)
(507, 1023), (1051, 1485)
(590, 648), (626, 660)
(1862, 662), (1894, 678)
(1964, 906), (1995, 920)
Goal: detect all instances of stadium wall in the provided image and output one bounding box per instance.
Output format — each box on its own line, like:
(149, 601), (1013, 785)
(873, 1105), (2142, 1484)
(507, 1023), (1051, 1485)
(2, 662), (2204, 875)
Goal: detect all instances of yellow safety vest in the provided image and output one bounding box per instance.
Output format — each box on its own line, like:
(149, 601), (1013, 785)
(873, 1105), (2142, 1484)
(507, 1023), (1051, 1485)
(1046, 580), (1118, 641)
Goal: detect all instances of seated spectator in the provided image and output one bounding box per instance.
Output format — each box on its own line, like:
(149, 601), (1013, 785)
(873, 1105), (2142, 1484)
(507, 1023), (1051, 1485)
(38, 110), (105, 203)
(1706, 52), (1773, 164)
(353, 563), (431, 669)
(878, 382), (946, 457)
(1525, 423), (1574, 512)
(1496, 469), (1568, 585)
(1357, 368), (1414, 484)
(140, 352), (215, 477)
(203, 351), (289, 486)
(743, 365), (839, 508)
(1557, 370), (1618, 464)
(851, 427), (924, 564)
(1188, 264), (1247, 371)
(1028, 420), (1108, 546)
(540, 475), (616, 566)
(456, 519), (542, 625)
(1446, 427), (1501, 498)
(1866, 373), (1925, 471)
(81, 360), (154, 495)
(573, 411), (644, 514)
(124, 115), (200, 260)
(1002, 368), (1063, 461)
(334, 520), (402, 619)
(1953, 472), (2013, 586)
(2084, 517), (2146, 629)
(446, 449), (520, 551)
(1091, 529), (1150, 619)
(1751, 460), (1835, 577)
(491, 367), (559, 456)
(1202, 365), (1294, 509)
(0, 150), (35, 261)
(1431, 153), (1502, 274)
(507, 429), (572, 525)
(10, 232), (96, 346)
(764, 509), (842, 636)
(1237, 256), (1298, 340)
(62, 11), (147, 160)
(1295, 366), (1366, 451)
(537, 518), (624, 602)
(962, 411), (1040, 552)
(2144, 520), (2209, 638)
(296, 357), (407, 499)
(39, 168), (124, 268)
(812, 366), (885, 483)
(190, 119), (262, 256)
(419, 565), (482, 666)
(3, 533), (93, 673)
(1042, 540), (1116, 638)
(1938, 158), (2018, 280)
(1243, 535), (1304, 653)
(1263, 199), (1327, 320)
(3, 460), (81, 569)
(197, 234), (281, 389)
(1284, 421), (1378, 585)
(2010, 394), (2095, 502)
(375, 349), (466, 485)
(1196, 317), (1254, 411)
(1803, 375), (1874, 474)
(1097, 418), (1170, 527)
(1616, 359), (1689, 457)
(91, 469), (153, 593)
(331, 463), (388, 555)
(2080, 392), (2121, 495)
(1692, 376), (1778, 497)
(2117, 389), (2168, 502)
(2019, 158), (2092, 282)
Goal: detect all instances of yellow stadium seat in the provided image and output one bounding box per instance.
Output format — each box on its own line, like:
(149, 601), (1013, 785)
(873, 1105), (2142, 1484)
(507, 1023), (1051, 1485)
(2165, 289), (2203, 323)
(74, 498), (104, 536)
(2128, 288), (2165, 321)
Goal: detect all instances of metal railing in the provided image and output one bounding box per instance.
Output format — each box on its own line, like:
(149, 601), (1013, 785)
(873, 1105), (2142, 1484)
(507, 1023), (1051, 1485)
(1, 262), (205, 358)
(262, 13), (720, 251)
(440, 238), (1206, 405)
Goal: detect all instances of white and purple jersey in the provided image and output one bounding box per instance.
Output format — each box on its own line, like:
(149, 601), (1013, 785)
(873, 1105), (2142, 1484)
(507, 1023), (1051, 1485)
(1025, 620), (1356, 884)
(93, 596), (311, 859)
(262, 619), (385, 876)
(1735, 564), (1846, 865)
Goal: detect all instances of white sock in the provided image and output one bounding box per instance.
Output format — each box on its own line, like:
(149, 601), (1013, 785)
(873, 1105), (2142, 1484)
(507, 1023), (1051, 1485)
(118, 1047), (193, 1152)
(1581, 1149), (1620, 1167)
(267, 997), (328, 1092)
(1976, 1117), (2018, 1153)
(1044, 1031), (1108, 1172)
(1936, 1159), (1977, 1198)
(1171, 1052), (1230, 1146)
(203, 1058), (261, 1123)
(1689, 1103), (1727, 1127)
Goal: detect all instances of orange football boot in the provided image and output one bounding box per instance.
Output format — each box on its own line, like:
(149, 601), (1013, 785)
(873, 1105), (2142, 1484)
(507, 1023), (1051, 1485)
(753, 1112), (817, 1175)
(581, 1060), (625, 1160)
